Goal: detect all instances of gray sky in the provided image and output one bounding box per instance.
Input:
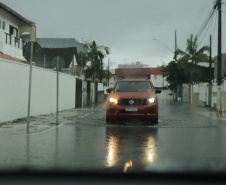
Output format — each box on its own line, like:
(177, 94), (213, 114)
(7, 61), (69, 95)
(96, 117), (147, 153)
(1, 0), (226, 68)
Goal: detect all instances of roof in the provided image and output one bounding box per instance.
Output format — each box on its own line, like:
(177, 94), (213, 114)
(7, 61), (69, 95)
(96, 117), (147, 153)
(36, 38), (83, 52)
(0, 2), (35, 26)
(0, 52), (24, 63)
(117, 79), (151, 81)
(115, 68), (163, 76)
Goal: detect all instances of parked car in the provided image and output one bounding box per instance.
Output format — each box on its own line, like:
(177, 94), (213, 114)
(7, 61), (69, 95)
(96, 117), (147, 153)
(106, 79), (161, 124)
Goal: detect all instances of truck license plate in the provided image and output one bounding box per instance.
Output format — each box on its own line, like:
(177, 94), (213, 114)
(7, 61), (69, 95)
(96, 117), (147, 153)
(125, 107), (137, 111)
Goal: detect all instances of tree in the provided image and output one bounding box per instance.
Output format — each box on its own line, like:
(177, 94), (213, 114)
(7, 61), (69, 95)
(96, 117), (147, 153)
(162, 60), (213, 101)
(177, 34), (209, 65)
(79, 41), (110, 82)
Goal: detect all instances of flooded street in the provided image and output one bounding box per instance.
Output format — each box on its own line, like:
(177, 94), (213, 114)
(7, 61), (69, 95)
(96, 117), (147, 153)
(1, 91), (226, 173)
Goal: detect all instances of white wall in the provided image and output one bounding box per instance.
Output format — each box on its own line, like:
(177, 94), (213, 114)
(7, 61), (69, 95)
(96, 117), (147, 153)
(182, 82), (226, 112)
(0, 59), (75, 123)
(90, 82), (95, 104)
(82, 80), (87, 106)
(98, 83), (104, 91)
(182, 84), (190, 103)
(150, 75), (167, 88)
(199, 83), (208, 102)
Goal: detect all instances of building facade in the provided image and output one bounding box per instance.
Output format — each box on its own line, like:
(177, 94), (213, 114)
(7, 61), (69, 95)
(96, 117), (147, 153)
(0, 2), (36, 61)
(115, 67), (167, 88)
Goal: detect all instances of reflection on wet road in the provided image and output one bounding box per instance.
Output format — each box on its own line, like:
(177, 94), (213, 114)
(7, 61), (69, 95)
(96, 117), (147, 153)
(1, 91), (226, 173)
(105, 126), (158, 169)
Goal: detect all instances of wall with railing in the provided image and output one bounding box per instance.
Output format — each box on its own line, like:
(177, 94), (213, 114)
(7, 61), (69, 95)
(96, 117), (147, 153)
(0, 29), (25, 60)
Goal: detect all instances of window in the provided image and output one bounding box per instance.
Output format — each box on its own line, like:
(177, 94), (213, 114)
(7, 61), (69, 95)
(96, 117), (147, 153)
(154, 75), (157, 80)
(115, 81), (152, 92)
(2, 21), (5, 30)
(9, 25), (18, 37)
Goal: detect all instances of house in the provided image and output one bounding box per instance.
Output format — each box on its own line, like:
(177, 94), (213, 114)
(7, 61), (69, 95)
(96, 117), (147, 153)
(118, 61), (149, 68)
(35, 38), (83, 76)
(0, 2), (36, 62)
(115, 62), (167, 88)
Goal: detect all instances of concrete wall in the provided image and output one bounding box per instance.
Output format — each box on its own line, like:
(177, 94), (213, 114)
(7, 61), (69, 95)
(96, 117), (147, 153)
(182, 84), (190, 103)
(82, 80), (88, 107)
(0, 58), (75, 123)
(97, 83), (104, 103)
(181, 82), (226, 112)
(150, 75), (168, 88)
(82, 81), (104, 107)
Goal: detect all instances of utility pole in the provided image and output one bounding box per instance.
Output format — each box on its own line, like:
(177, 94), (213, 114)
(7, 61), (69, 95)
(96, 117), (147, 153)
(100, 59), (103, 83)
(174, 30), (178, 102)
(174, 30), (177, 61)
(209, 35), (212, 84)
(214, 0), (222, 114)
(108, 58), (110, 87)
(27, 42), (33, 134)
(208, 35), (212, 107)
(56, 57), (59, 125)
(216, 0), (222, 86)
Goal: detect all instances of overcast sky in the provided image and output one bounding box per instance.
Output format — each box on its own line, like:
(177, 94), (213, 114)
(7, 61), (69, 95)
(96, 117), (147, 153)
(1, 0), (226, 68)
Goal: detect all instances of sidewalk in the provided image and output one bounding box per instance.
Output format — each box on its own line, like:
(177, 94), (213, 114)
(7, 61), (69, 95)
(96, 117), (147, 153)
(0, 106), (100, 135)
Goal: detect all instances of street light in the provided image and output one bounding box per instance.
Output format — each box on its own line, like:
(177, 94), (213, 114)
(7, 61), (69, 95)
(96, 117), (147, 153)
(21, 32), (33, 134)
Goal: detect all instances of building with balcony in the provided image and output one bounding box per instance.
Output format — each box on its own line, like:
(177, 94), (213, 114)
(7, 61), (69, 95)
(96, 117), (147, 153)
(0, 2), (36, 61)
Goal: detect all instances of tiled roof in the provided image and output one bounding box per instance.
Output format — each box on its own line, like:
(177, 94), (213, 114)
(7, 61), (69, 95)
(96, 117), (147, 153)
(0, 2), (35, 26)
(36, 38), (83, 52)
(115, 68), (163, 76)
(0, 52), (24, 63)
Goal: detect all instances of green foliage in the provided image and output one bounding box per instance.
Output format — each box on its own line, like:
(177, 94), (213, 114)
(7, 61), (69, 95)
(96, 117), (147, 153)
(162, 33), (213, 91)
(177, 34), (209, 64)
(162, 60), (213, 90)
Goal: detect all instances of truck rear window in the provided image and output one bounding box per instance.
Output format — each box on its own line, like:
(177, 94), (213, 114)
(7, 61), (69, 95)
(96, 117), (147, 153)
(114, 81), (153, 92)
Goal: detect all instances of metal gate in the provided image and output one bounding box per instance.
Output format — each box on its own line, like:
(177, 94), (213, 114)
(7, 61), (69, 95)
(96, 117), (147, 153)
(75, 78), (83, 107)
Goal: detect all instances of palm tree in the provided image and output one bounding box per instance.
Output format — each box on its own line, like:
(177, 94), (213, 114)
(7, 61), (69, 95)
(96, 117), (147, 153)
(176, 34), (210, 84)
(177, 34), (209, 65)
(81, 41), (110, 82)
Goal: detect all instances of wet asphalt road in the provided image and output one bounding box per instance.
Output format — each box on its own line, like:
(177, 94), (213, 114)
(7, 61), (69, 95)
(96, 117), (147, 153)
(1, 91), (226, 173)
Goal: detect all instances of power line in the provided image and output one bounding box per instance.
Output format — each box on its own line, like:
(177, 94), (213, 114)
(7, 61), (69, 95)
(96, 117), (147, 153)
(196, 8), (216, 41)
(152, 38), (174, 53)
(196, 0), (218, 39)
(210, 9), (218, 45)
(198, 9), (217, 47)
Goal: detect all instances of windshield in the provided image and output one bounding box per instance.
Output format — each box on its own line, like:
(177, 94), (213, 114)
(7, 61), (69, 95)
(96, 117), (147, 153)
(1, 0), (226, 181)
(115, 81), (153, 92)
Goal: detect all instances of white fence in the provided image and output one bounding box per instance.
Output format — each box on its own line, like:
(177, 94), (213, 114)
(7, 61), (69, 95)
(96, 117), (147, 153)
(0, 59), (76, 123)
(181, 82), (226, 111)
